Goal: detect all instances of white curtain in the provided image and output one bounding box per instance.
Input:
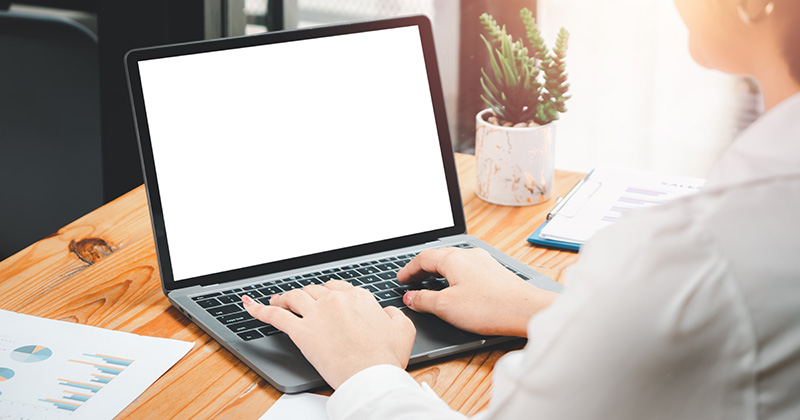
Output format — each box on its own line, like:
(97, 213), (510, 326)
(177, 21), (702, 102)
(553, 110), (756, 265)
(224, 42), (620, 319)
(537, 0), (762, 177)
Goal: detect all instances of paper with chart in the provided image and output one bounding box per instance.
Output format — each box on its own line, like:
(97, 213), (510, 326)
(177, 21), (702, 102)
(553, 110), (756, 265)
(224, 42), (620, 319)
(540, 166), (705, 244)
(0, 310), (193, 419)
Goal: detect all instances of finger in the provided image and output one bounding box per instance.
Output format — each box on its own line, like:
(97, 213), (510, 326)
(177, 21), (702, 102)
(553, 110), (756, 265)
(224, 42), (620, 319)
(383, 305), (409, 323)
(302, 284), (330, 300)
(323, 279), (354, 291)
(242, 295), (301, 333)
(402, 289), (440, 314)
(397, 248), (457, 284)
(384, 305), (415, 329)
(270, 289), (316, 316)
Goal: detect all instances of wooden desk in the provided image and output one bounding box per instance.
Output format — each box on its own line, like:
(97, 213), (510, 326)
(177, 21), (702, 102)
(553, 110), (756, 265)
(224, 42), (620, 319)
(0, 154), (583, 418)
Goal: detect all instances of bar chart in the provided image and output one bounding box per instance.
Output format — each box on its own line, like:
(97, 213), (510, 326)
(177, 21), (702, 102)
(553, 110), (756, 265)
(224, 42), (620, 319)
(603, 186), (673, 222)
(0, 309), (192, 420)
(37, 353), (135, 412)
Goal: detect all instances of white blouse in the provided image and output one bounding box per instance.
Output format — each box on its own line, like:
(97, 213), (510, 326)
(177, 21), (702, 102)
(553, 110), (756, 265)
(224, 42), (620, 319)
(327, 93), (800, 420)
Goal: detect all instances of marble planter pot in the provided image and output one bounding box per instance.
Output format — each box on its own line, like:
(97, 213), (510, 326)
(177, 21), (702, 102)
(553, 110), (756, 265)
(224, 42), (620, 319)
(475, 108), (555, 206)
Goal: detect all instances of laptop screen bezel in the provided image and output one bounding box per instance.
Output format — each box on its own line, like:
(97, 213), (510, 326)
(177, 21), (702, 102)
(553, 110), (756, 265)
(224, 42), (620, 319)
(125, 15), (466, 292)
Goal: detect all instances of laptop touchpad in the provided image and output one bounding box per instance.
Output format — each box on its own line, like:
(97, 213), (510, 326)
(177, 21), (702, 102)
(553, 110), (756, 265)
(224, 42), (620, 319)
(404, 309), (486, 357)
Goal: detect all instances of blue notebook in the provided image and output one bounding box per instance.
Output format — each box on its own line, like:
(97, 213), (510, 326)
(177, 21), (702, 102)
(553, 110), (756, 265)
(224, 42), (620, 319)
(527, 221), (581, 251)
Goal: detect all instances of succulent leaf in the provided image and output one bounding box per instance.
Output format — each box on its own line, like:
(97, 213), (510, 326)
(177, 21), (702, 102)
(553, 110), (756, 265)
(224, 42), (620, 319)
(479, 8), (570, 126)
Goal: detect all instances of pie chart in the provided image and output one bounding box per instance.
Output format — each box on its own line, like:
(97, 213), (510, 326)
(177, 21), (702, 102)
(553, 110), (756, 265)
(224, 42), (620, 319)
(0, 367), (14, 381)
(10, 345), (53, 363)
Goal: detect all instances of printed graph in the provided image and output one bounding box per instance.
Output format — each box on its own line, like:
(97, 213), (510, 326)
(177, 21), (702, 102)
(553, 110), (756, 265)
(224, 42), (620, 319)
(36, 353), (135, 412)
(10, 345), (52, 363)
(0, 367), (14, 381)
(39, 398), (81, 412)
(602, 186), (672, 222)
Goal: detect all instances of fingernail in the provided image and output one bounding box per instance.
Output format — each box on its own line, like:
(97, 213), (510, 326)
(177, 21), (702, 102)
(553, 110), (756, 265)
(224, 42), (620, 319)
(403, 291), (416, 306)
(242, 295), (255, 305)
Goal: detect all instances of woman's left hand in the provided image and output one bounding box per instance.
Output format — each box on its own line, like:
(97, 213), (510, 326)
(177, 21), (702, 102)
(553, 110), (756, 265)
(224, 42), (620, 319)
(242, 280), (416, 389)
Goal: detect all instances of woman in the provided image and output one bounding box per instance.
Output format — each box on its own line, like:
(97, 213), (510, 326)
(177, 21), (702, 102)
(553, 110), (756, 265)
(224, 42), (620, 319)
(242, 0), (800, 418)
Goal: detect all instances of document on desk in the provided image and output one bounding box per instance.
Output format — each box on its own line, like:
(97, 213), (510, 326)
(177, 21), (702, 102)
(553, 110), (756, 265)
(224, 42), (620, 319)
(538, 166), (705, 245)
(0, 310), (193, 419)
(259, 393), (330, 420)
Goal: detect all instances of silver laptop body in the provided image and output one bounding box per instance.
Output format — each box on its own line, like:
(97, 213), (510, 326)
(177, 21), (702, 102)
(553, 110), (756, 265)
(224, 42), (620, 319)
(126, 15), (562, 393)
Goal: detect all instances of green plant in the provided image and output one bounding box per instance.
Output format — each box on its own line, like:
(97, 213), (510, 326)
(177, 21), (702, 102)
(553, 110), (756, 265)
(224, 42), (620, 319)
(480, 8), (570, 126)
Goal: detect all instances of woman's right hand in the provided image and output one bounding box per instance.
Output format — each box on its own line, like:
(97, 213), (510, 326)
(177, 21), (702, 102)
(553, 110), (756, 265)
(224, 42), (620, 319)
(397, 247), (558, 338)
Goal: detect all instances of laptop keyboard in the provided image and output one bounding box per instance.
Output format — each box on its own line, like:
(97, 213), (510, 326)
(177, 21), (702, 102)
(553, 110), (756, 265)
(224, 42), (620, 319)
(190, 243), (532, 341)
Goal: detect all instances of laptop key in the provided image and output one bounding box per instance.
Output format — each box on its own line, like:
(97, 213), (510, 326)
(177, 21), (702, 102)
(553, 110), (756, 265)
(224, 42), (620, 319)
(406, 282), (425, 291)
(318, 274), (341, 281)
(217, 295), (238, 304)
(375, 263), (399, 271)
(244, 290), (263, 298)
(356, 266), (380, 275)
(379, 297), (405, 308)
(375, 290), (400, 300)
(197, 298), (222, 308)
(376, 271), (396, 280)
(278, 282), (302, 292)
(392, 287), (409, 295)
(227, 319), (266, 333)
(423, 279), (449, 291)
(238, 330), (264, 341)
(217, 311), (254, 325)
(258, 325), (280, 336)
(192, 292), (222, 301)
(362, 284), (378, 293)
(345, 278), (362, 286)
(359, 274), (381, 283)
(207, 304), (240, 317)
(257, 297), (271, 305)
(259, 286), (282, 296)
(374, 281), (394, 291)
(339, 270), (359, 279)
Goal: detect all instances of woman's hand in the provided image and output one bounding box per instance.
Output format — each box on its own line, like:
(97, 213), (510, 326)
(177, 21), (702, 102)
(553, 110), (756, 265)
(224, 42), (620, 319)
(242, 280), (415, 389)
(398, 247), (558, 338)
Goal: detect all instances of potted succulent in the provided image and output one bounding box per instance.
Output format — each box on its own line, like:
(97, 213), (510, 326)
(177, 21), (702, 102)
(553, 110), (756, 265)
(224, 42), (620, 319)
(475, 8), (569, 206)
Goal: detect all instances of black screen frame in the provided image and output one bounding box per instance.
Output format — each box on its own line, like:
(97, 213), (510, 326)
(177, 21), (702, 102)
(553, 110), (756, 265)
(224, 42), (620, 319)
(125, 15), (466, 292)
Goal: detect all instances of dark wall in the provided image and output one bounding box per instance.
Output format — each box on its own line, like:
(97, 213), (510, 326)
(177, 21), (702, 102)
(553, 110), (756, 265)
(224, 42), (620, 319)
(11, 1), (206, 202)
(97, 1), (205, 202)
(457, 0), (537, 151)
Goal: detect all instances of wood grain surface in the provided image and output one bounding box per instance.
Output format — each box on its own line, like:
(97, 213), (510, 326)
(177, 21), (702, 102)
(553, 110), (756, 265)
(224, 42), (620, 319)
(0, 154), (584, 419)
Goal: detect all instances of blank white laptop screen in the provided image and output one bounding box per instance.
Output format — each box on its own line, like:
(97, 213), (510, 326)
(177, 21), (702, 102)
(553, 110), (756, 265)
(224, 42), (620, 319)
(137, 26), (455, 282)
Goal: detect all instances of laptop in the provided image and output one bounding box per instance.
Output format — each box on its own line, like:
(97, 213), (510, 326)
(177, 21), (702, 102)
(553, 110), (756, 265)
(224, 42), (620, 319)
(125, 15), (563, 393)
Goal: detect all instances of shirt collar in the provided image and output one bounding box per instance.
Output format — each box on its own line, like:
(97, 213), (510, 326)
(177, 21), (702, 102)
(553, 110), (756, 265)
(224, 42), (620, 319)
(705, 92), (800, 189)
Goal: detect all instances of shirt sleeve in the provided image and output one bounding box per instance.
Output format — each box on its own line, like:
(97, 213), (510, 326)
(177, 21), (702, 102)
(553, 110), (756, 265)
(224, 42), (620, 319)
(327, 364), (468, 420)
(329, 203), (754, 420)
